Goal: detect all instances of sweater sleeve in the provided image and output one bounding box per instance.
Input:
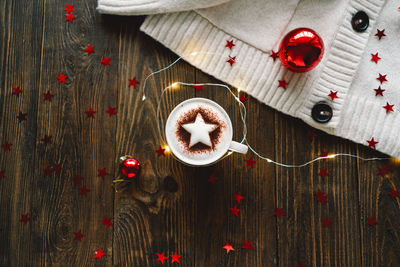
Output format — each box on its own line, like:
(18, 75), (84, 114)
(97, 0), (233, 15)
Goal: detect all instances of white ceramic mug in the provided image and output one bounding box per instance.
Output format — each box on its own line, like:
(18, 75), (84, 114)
(165, 98), (248, 166)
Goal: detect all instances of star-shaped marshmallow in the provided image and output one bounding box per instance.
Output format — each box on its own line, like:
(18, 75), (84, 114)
(182, 113), (218, 148)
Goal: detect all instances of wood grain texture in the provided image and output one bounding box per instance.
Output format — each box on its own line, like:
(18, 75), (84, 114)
(0, 0), (399, 266)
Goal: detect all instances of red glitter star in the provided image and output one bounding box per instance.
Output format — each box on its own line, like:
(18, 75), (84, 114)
(241, 240), (254, 252)
(57, 73), (68, 83)
(383, 102), (394, 114)
(366, 217), (377, 227)
(101, 57), (111, 67)
(234, 192), (244, 203)
(73, 230), (86, 242)
(366, 138), (378, 149)
(389, 188), (399, 199)
(225, 40), (235, 50)
(105, 106), (117, 117)
(1, 141), (12, 151)
(84, 44), (95, 55)
(270, 50), (279, 61)
(208, 173), (219, 183)
(17, 111), (27, 122)
(20, 213), (30, 225)
(94, 249), (106, 260)
(79, 186), (90, 197)
(0, 170), (5, 180)
(328, 90), (338, 101)
(371, 53), (381, 64)
(65, 13), (76, 23)
(192, 82), (204, 91)
(85, 107), (96, 118)
(377, 164), (392, 178)
(73, 176), (82, 186)
(306, 130), (317, 141)
(97, 168), (109, 179)
(41, 135), (52, 145)
(230, 205), (240, 217)
(128, 77), (140, 88)
(274, 207), (285, 218)
(239, 94), (248, 103)
(12, 86), (22, 96)
(319, 150), (329, 160)
(278, 78), (288, 89)
(156, 252), (168, 264)
(100, 216), (113, 228)
(222, 242), (235, 254)
(245, 156), (256, 168)
(376, 73), (387, 84)
(53, 163), (63, 173)
(226, 56), (236, 66)
(374, 86), (385, 96)
(315, 190), (328, 205)
(155, 146), (166, 157)
(43, 166), (53, 177)
(375, 29), (386, 40)
(318, 168), (329, 179)
(322, 217), (332, 228)
(43, 90), (54, 101)
(64, 4), (75, 13)
(170, 252), (182, 263)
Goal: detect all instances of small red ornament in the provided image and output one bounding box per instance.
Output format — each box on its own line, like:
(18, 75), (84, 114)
(279, 28), (324, 72)
(120, 156), (141, 179)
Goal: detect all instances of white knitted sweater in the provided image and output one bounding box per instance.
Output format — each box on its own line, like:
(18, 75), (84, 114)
(98, 0), (400, 158)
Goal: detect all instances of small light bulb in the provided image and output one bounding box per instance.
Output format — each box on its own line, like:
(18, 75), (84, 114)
(227, 151), (233, 156)
(171, 82), (179, 88)
(142, 95), (146, 101)
(237, 87), (241, 93)
(267, 159), (272, 163)
(164, 145), (170, 152)
(191, 52), (198, 56)
(327, 154), (336, 159)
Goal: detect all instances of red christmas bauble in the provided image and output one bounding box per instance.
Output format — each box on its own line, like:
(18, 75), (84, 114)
(279, 28), (324, 72)
(120, 158), (141, 178)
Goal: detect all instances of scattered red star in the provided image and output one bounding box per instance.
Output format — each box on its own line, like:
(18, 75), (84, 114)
(278, 78), (289, 89)
(225, 40), (235, 50)
(389, 188), (399, 199)
(319, 150), (329, 160)
(192, 82), (204, 91)
(322, 217), (332, 228)
(383, 102), (394, 114)
(73, 176), (83, 186)
(65, 13), (76, 23)
(0, 170), (5, 180)
(79, 186), (90, 197)
(318, 168), (329, 179)
(270, 50), (279, 61)
(43, 90), (54, 101)
(328, 90), (338, 101)
(17, 111), (27, 122)
(230, 205), (240, 217)
(366, 138), (378, 149)
(366, 217), (377, 227)
(43, 166), (53, 177)
(20, 213), (30, 225)
(376, 73), (387, 84)
(97, 168), (109, 179)
(53, 163), (63, 173)
(239, 94), (248, 103)
(377, 163), (392, 178)
(374, 86), (385, 96)
(84, 44), (95, 55)
(370, 53), (381, 64)
(226, 56), (236, 66)
(105, 106), (117, 117)
(274, 207), (285, 218)
(155, 146), (166, 157)
(73, 230), (86, 242)
(156, 252), (168, 264)
(375, 29), (386, 40)
(222, 242), (235, 254)
(245, 156), (256, 168)
(315, 190), (328, 205)
(101, 57), (111, 67)
(128, 77), (140, 88)
(94, 248), (106, 260)
(101, 216), (113, 228)
(241, 240), (254, 252)
(1, 141), (12, 151)
(57, 73), (68, 83)
(306, 130), (317, 141)
(40, 135), (52, 145)
(208, 173), (219, 184)
(170, 252), (182, 263)
(85, 107), (96, 118)
(12, 86), (22, 96)
(234, 192), (244, 203)
(64, 4), (75, 13)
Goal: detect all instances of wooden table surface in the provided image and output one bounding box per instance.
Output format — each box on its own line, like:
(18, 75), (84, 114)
(1, 1), (400, 266)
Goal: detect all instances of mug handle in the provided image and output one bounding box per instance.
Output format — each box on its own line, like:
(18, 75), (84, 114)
(228, 141), (248, 154)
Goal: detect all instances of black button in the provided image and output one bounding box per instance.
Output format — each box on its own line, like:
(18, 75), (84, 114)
(312, 102), (332, 123)
(351, 11), (369, 32)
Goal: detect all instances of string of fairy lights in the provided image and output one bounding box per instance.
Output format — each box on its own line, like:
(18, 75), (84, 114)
(141, 51), (392, 168)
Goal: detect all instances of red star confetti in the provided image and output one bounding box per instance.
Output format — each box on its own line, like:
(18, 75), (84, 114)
(101, 56), (111, 67)
(20, 213), (30, 225)
(316, 190), (328, 205)
(156, 252), (168, 264)
(57, 73), (68, 83)
(97, 168), (109, 179)
(377, 164), (392, 178)
(230, 205), (240, 217)
(170, 252), (182, 263)
(65, 13), (76, 23)
(366, 217), (377, 227)
(85, 107), (96, 118)
(389, 188), (399, 199)
(245, 156), (256, 168)
(225, 40), (235, 50)
(0, 170), (5, 180)
(241, 240), (254, 252)
(12, 86), (22, 96)
(222, 242), (235, 254)
(274, 207), (285, 218)
(192, 82), (204, 91)
(383, 102), (394, 114)
(155, 146), (166, 157)
(376, 73), (387, 84)
(43, 90), (54, 101)
(208, 173), (219, 184)
(306, 130), (317, 141)
(40, 135), (52, 145)
(17, 111), (27, 122)
(367, 138), (378, 149)
(375, 29), (386, 40)
(94, 249), (106, 260)
(239, 94), (248, 103)
(371, 53), (381, 64)
(79, 186), (90, 197)
(1, 141), (12, 151)
(234, 192), (244, 203)
(374, 86), (385, 96)
(43, 166), (53, 177)
(318, 168), (329, 179)
(270, 50), (279, 61)
(73, 176), (83, 186)
(128, 77), (140, 88)
(328, 90), (338, 101)
(278, 78), (288, 89)
(105, 106), (117, 117)
(84, 44), (95, 55)
(322, 217), (332, 228)
(101, 216), (113, 228)
(319, 150), (329, 160)
(73, 230), (86, 242)
(64, 4), (75, 13)
(53, 163), (63, 173)
(226, 56), (236, 66)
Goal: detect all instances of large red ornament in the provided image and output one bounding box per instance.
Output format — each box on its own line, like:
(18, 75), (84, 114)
(279, 28), (324, 72)
(120, 157), (141, 178)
